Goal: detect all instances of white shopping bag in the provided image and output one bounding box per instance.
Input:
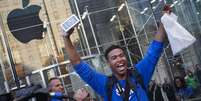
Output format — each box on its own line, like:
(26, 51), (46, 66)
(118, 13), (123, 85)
(161, 13), (196, 55)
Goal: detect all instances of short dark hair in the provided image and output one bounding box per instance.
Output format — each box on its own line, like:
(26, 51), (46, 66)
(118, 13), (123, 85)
(104, 45), (124, 60)
(48, 77), (59, 83)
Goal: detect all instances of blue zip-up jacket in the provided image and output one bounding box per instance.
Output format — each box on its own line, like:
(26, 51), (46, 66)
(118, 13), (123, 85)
(74, 40), (163, 101)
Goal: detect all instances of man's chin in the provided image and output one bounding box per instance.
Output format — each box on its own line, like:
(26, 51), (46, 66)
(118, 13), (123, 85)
(121, 69), (127, 73)
(118, 71), (127, 76)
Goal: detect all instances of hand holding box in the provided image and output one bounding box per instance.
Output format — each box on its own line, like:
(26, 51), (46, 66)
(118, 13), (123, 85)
(60, 14), (80, 37)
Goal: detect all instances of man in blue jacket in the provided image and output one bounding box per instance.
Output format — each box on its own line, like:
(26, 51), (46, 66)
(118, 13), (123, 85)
(63, 15), (167, 101)
(48, 77), (91, 101)
(48, 77), (65, 101)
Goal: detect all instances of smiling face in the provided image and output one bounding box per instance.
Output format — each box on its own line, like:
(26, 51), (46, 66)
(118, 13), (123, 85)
(107, 48), (128, 80)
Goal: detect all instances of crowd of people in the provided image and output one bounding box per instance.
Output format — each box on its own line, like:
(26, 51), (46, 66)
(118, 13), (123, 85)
(47, 68), (201, 101)
(147, 64), (201, 101)
(46, 67), (201, 101)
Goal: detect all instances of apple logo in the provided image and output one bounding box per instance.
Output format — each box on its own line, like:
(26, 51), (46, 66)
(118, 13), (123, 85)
(7, 0), (45, 43)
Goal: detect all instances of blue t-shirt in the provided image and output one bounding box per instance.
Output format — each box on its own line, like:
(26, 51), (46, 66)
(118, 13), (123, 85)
(74, 40), (163, 101)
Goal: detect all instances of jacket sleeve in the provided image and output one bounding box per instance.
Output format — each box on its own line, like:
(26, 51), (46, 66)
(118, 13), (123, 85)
(135, 40), (163, 88)
(73, 61), (107, 96)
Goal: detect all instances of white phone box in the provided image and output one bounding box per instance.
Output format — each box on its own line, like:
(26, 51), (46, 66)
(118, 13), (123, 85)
(60, 14), (80, 36)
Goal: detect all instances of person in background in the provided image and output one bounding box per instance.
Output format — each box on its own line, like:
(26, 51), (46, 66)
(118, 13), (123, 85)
(174, 76), (193, 101)
(162, 78), (176, 101)
(185, 69), (198, 92)
(48, 77), (64, 93)
(48, 77), (91, 101)
(48, 77), (65, 101)
(148, 80), (164, 101)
